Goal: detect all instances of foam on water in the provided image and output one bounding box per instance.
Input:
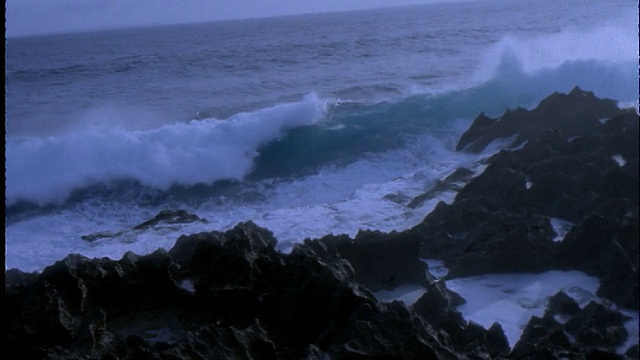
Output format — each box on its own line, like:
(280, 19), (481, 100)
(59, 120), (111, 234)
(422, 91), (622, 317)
(6, 6), (638, 273)
(6, 128), (476, 271)
(462, 20), (638, 109)
(549, 218), (574, 243)
(612, 154), (627, 167)
(422, 259), (449, 280)
(473, 15), (637, 80)
(375, 269), (638, 353)
(374, 284), (427, 305)
(445, 271), (601, 348)
(6, 93), (325, 206)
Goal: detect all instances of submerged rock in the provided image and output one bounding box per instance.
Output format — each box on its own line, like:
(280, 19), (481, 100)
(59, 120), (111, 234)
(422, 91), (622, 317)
(81, 209), (208, 242)
(132, 209), (208, 230)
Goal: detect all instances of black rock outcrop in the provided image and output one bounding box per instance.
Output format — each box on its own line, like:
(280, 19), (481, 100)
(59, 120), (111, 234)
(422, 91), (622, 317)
(455, 86), (625, 153)
(81, 209), (208, 242)
(409, 89), (638, 309)
(5, 222), (506, 359)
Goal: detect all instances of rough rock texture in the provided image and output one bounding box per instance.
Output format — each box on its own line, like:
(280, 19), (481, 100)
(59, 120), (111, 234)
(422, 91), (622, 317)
(407, 167), (475, 209)
(511, 297), (632, 359)
(82, 209), (208, 242)
(455, 86), (625, 153)
(409, 89), (638, 309)
(301, 229), (431, 291)
(133, 209), (208, 230)
(6, 222), (503, 359)
(5, 89), (638, 359)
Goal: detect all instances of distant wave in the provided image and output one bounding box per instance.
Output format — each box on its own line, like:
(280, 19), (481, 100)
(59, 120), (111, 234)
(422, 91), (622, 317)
(409, 20), (637, 102)
(469, 22), (638, 103)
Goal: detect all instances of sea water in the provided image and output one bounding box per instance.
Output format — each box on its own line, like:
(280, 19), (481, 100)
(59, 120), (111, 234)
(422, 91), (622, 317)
(5, 0), (637, 272)
(6, 0), (638, 350)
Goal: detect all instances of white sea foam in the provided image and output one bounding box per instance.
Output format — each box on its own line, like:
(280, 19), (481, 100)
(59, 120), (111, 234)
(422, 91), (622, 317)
(422, 258), (449, 280)
(612, 155), (626, 167)
(475, 21), (637, 81)
(374, 284), (427, 305)
(5, 94), (325, 206)
(370, 265), (639, 353)
(445, 271), (601, 348)
(5, 129), (477, 271)
(525, 179), (533, 190)
(549, 218), (574, 242)
(619, 309), (640, 354)
(464, 18), (638, 106)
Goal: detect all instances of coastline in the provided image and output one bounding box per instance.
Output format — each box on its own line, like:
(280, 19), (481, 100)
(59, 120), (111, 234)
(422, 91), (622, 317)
(5, 88), (639, 359)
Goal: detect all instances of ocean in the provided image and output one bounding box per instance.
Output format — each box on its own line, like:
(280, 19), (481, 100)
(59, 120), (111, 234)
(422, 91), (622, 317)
(5, 0), (638, 273)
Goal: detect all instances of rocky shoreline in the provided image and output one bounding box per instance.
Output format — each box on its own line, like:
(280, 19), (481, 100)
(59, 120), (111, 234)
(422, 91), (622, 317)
(5, 88), (639, 359)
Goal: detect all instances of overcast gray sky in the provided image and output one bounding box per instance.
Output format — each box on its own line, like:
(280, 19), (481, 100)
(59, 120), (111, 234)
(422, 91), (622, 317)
(6, 0), (473, 38)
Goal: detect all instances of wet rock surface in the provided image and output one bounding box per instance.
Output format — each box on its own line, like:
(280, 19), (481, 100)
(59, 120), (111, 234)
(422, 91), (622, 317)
(6, 89), (638, 359)
(410, 89), (639, 310)
(81, 209), (208, 242)
(5, 222), (495, 359)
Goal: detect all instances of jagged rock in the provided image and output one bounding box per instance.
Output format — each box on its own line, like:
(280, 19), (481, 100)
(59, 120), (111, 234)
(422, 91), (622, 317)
(407, 90), (638, 310)
(486, 322), (511, 357)
(564, 302), (630, 349)
(320, 302), (457, 359)
(510, 313), (576, 359)
(456, 87), (625, 153)
(547, 290), (581, 317)
(5, 89), (639, 359)
(626, 344), (640, 359)
(411, 282), (511, 357)
(133, 209), (208, 230)
(412, 281), (466, 328)
(302, 229), (431, 292)
(6, 222), (495, 359)
(408, 167), (475, 209)
(510, 298), (632, 359)
(445, 215), (559, 278)
(558, 215), (639, 308)
(81, 209), (208, 242)
(81, 230), (125, 242)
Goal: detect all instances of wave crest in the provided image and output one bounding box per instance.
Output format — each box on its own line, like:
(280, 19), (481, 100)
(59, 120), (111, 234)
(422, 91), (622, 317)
(6, 93), (325, 205)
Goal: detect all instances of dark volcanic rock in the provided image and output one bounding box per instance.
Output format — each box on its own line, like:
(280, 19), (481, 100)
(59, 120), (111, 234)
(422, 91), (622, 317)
(510, 313), (579, 359)
(564, 302), (630, 349)
(6, 89), (639, 359)
(408, 89), (638, 310)
(82, 209), (208, 242)
(558, 214), (639, 308)
(412, 281), (467, 329)
(303, 229), (431, 292)
(6, 222), (497, 359)
(547, 290), (581, 317)
(412, 282), (512, 357)
(511, 300), (632, 359)
(133, 209), (208, 230)
(408, 167), (475, 209)
(456, 87), (625, 153)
